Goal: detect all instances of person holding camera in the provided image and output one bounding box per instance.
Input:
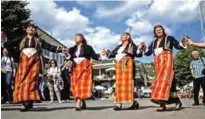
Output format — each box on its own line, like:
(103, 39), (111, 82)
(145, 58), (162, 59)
(190, 50), (205, 106)
(47, 59), (63, 104)
(61, 58), (72, 102)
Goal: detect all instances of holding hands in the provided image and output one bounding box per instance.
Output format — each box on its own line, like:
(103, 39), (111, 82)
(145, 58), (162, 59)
(181, 36), (202, 48)
(181, 36), (189, 46)
(100, 49), (110, 60)
(139, 42), (147, 51)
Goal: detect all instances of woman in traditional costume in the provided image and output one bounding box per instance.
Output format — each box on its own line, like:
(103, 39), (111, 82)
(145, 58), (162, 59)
(66, 33), (101, 111)
(142, 25), (186, 111)
(104, 32), (143, 110)
(13, 24), (59, 111)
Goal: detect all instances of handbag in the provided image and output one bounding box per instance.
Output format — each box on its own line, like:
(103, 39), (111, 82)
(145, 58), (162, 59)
(200, 57), (205, 75)
(47, 75), (54, 84)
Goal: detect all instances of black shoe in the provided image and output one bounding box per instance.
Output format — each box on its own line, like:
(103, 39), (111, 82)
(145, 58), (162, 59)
(127, 102), (139, 110)
(75, 107), (81, 111)
(81, 100), (87, 110)
(35, 100), (41, 103)
(192, 103), (200, 106)
(27, 103), (33, 109)
(8, 101), (13, 104)
(1, 98), (6, 104)
(113, 104), (122, 111)
(20, 105), (29, 112)
(174, 102), (182, 111)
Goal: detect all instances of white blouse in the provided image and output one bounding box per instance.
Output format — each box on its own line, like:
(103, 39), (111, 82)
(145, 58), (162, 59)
(22, 48), (37, 58)
(74, 46), (85, 64)
(115, 46), (127, 61)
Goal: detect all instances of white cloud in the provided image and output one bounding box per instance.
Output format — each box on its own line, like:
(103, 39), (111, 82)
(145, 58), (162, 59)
(27, 0), (122, 52)
(146, 0), (199, 23)
(27, 0), (200, 53)
(27, 0), (90, 46)
(126, 19), (153, 36)
(93, 0), (199, 23)
(94, 0), (151, 20)
(84, 26), (121, 52)
(123, 0), (199, 44)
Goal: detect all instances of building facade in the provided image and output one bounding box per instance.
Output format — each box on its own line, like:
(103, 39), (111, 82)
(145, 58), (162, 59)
(37, 27), (66, 66)
(3, 26), (66, 67)
(92, 60), (149, 88)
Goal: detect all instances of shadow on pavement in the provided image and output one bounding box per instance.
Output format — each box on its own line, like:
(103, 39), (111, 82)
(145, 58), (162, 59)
(31, 106), (76, 112)
(1, 103), (49, 107)
(85, 106), (114, 110)
(162, 107), (185, 112)
(138, 106), (157, 110)
(1, 106), (76, 112)
(1, 108), (21, 111)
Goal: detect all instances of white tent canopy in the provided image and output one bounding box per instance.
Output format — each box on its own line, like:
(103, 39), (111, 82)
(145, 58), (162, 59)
(95, 85), (106, 90)
(105, 67), (115, 72)
(183, 82), (193, 89)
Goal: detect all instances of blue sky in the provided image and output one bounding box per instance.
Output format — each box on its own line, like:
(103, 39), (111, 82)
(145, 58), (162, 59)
(27, 0), (203, 63)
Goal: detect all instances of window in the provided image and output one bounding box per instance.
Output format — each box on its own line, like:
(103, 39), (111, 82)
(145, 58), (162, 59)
(45, 50), (49, 57)
(52, 52), (55, 60)
(55, 53), (59, 62)
(59, 55), (62, 64)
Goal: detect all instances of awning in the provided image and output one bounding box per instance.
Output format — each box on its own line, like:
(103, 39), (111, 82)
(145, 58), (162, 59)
(105, 67), (115, 72)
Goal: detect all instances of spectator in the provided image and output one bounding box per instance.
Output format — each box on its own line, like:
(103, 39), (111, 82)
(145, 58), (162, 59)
(137, 88), (143, 100)
(1, 47), (16, 104)
(61, 58), (72, 102)
(38, 73), (46, 101)
(190, 50), (205, 106)
(47, 59), (63, 104)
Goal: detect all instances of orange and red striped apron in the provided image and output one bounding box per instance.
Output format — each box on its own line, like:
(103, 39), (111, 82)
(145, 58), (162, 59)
(71, 59), (92, 99)
(151, 51), (174, 101)
(13, 53), (40, 103)
(114, 56), (134, 103)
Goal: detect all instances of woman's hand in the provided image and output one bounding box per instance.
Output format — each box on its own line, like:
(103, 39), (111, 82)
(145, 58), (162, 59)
(1, 68), (7, 74)
(47, 73), (52, 77)
(13, 70), (16, 78)
(182, 36), (189, 46)
(101, 49), (108, 56)
(186, 39), (194, 46)
(57, 47), (62, 51)
(139, 42), (146, 50)
(100, 49), (109, 60)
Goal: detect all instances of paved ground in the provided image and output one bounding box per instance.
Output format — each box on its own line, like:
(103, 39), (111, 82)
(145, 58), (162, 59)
(1, 99), (205, 119)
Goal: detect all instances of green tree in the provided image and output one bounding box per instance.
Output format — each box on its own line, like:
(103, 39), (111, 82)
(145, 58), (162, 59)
(143, 62), (156, 79)
(1, 1), (31, 40)
(1, 1), (31, 62)
(174, 47), (205, 87)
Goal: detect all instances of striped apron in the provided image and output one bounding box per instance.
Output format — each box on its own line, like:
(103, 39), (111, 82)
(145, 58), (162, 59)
(71, 59), (92, 99)
(114, 56), (134, 103)
(13, 52), (40, 103)
(151, 50), (178, 104)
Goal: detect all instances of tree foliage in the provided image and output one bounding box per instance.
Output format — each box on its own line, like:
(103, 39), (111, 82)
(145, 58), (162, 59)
(1, 1), (31, 40)
(174, 47), (205, 87)
(1, 1), (31, 62)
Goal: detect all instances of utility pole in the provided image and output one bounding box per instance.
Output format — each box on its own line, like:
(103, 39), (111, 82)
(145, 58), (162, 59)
(199, 1), (205, 42)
